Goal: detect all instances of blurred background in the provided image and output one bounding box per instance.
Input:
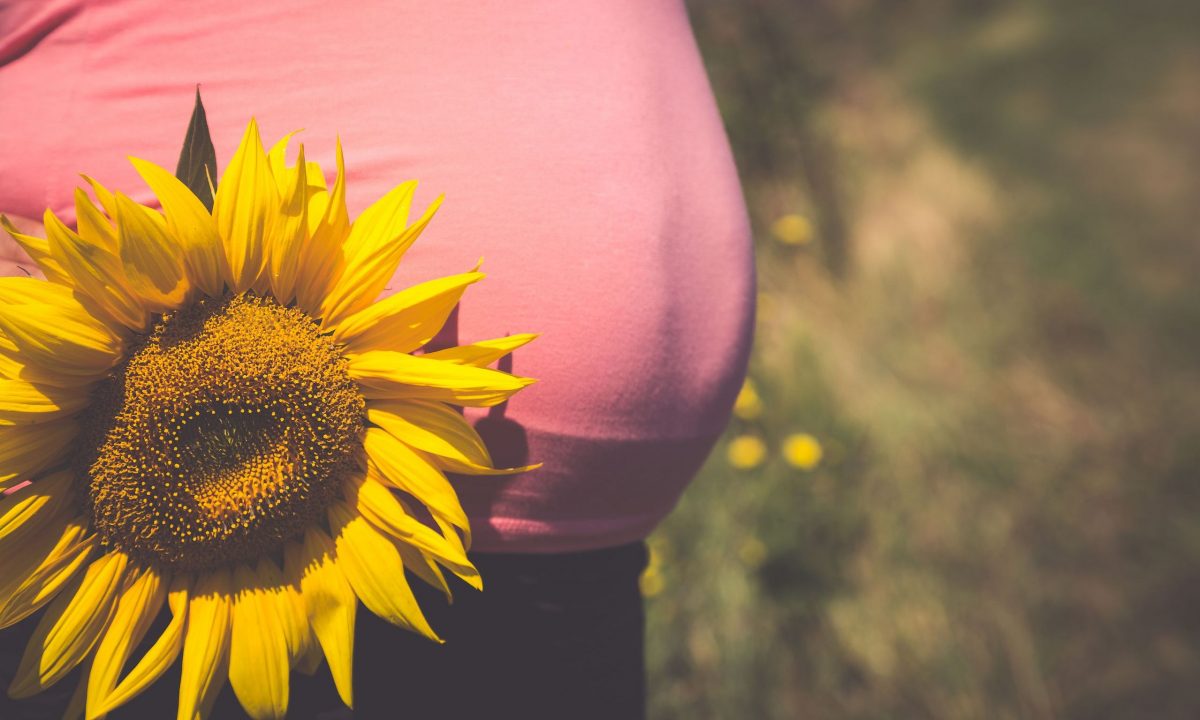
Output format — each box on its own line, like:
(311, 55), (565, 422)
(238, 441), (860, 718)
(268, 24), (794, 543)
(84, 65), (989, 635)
(645, 1), (1200, 718)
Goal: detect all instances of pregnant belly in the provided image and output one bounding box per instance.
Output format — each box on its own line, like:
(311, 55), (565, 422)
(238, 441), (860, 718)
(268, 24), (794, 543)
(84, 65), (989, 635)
(0, 0), (754, 550)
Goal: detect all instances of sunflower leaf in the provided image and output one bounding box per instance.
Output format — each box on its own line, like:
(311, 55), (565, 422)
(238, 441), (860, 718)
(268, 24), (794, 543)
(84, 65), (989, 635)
(175, 88), (218, 211)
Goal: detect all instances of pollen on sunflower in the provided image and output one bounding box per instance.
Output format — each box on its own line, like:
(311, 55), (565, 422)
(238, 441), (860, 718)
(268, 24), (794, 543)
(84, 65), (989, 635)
(80, 293), (365, 571)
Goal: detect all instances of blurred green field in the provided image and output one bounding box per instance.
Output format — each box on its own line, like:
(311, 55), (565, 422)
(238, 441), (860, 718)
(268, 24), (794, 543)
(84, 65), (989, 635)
(647, 2), (1200, 718)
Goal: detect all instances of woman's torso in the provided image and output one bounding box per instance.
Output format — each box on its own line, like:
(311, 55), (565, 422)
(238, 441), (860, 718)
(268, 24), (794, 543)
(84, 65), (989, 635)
(0, 0), (754, 551)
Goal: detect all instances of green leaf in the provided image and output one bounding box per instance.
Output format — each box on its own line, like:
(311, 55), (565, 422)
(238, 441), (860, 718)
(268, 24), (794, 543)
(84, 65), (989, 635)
(174, 88), (218, 211)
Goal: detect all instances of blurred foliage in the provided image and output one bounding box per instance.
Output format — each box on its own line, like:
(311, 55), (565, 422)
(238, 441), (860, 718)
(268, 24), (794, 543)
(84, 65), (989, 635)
(648, 1), (1200, 718)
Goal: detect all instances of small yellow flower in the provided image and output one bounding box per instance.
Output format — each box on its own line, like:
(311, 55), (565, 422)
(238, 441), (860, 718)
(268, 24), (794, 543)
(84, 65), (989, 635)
(770, 213), (813, 246)
(733, 378), (762, 421)
(640, 540), (666, 597)
(737, 537), (768, 568)
(783, 433), (824, 470)
(639, 567), (665, 598)
(727, 435), (767, 470)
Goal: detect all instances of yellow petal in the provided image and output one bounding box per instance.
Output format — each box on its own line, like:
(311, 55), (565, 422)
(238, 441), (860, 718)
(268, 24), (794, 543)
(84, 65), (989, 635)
(0, 378), (93, 426)
(0, 469), (73, 541)
(85, 565), (165, 719)
(294, 140), (348, 316)
(266, 144), (309, 304)
(114, 193), (190, 311)
(81, 176), (119, 219)
(214, 119), (278, 293)
(320, 189), (442, 326)
(0, 346), (94, 389)
(0, 215), (72, 285)
(0, 276), (123, 376)
(228, 563), (289, 720)
(74, 188), (119, 254)
(397, 543), (452, 603)
(349, 350), (535, 408)
(0, 303), (116, 377)
(331, 271), (484, 353)
(366, 399), (492, 468)
(423, 333), (539, 368)
(293, 640), (323, 676)
(9, 550), (128, 698)
(328, 501), (440, 642)
(345, 475), (481, 592)
(429, 508), (471, 555)
(96, 577), (188, 717)
(177, 568), (232, 720)
(283, 527), (355, 709)
(363, 428), (468, 534)
(0, 516), (84, 607)
(0, 423), (77, 487)
(0, 525), (94, 629)
(266, 132), (299, 189)
(242, 555), (311, 670)
(43, 208), (149, 331)
(130, 157), (229, 298)
(267, 134), (326, 198)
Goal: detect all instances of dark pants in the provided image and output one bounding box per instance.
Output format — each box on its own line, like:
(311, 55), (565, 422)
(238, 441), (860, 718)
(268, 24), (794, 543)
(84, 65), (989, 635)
(1, 542), (649, 720)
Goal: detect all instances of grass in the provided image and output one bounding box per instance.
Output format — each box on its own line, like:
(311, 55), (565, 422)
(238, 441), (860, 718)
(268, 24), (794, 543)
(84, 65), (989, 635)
(646, 2), (1200, 717)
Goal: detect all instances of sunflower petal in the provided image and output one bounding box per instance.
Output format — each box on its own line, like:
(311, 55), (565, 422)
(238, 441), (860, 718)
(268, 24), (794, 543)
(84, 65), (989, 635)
(0, 469), (73, 541)
(293, 640), (323, 676)
(328, 502), (440, 642)
(81, 176), (119, 219)
(429, 509), (471, 555)
(9, 550), (128, 698)
(0, 215), (71, 285)
(229, 564), (289, 720)
(294, 140), (349, 317)
(96, 577), (188, 717)
(0, 347), (95, 388)
(0, 277), (123, 376)
(320, 188), (442, 326)
(86, 565), (166, 720)
(266, 144), (308, 304)
(214, 119), (277, 293)
(0, 516), (83, 607)
(266, 132), (299, 188)
(0, 423), (76, 487)
(267, 135), (326, 199)
(362, 428), (468, 534)
(73, 189), (118, 254)
(177, 568), (232, 720)
(239, 556), (311, 670)
(114, 193), (190, 310)
(397, 543), (452, 603)
(0, 525), (94, 629)
(349, 351), (534, 408)
(367, 399), (492, 468)
(283, 527), (355, 709)
(130, 157), (229, 298)
(422, 333), (539, 368)
(345, 475), (480, 592)
(0, 379), (93, 425)
(43, 208), (149, 332)
(331, 271), (484, 353)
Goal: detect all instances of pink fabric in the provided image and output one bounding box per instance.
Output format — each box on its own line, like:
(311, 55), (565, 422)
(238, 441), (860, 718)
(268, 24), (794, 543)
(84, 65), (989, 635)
(0, 0), (753, 552)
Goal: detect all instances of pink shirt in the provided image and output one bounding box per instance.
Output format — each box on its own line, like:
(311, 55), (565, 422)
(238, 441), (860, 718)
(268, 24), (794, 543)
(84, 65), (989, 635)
(0, 0), (753, 552)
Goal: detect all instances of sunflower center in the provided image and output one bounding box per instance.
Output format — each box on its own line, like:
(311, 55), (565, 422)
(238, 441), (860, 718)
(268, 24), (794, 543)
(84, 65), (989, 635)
(80, 293), (364, 571)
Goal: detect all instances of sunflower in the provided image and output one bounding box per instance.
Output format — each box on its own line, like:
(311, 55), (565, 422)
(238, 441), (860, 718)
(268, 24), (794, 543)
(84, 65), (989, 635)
(0, 120), (536, 719)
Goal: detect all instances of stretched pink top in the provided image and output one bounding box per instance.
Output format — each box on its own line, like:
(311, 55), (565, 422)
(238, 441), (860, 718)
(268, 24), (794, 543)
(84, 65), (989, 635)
(0, 0), (753, 552)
